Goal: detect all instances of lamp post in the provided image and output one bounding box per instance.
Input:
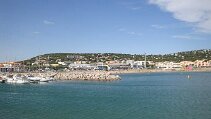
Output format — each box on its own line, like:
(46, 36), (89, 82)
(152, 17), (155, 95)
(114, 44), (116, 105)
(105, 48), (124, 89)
(144, 53), (147, 68)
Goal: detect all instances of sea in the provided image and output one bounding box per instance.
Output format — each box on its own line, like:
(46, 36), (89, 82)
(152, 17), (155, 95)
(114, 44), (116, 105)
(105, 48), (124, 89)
(0, 72), (211, 119)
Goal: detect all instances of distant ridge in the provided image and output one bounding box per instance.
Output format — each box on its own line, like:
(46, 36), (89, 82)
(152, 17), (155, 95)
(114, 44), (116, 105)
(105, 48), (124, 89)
(21, 49), (211, 63)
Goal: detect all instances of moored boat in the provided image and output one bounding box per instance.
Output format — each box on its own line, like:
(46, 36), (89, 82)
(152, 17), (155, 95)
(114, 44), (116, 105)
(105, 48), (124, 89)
(2, 74), (30, 84)
(39, 77), (54, 82)
(0, 76), (6, 83)
(27, 76), (40, 83)
(3, 75), (16, 83)
(13, 74), (29, 84)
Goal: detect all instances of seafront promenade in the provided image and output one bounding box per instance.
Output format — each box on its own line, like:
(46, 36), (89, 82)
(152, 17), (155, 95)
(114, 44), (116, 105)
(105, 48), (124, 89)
(109, 68), (211, 74)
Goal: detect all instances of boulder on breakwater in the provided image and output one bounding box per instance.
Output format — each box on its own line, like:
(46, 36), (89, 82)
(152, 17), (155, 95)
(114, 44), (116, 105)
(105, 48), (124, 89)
(54, 71), (120, 81)
(9, 71), (121, 81)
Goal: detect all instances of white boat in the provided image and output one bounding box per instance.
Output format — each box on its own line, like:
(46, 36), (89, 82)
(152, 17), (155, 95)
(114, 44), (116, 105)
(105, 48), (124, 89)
(3, 75), (16, 83)
(4, 75), (29, 84)
(39, 77), (53, 82)
(0, 76), (6, 83)
(27, 76), (40, 83)
(13, 75), (29, 84)
(2, 74), (29, 84)
(27, 75), (54, 82)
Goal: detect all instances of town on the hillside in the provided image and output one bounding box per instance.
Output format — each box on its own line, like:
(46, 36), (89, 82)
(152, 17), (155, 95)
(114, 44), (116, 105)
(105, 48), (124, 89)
(1, 49), (211, 73)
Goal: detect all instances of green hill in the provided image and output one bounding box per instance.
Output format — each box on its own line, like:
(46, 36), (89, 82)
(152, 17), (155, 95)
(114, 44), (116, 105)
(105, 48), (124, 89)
(22, 49), (211, 65)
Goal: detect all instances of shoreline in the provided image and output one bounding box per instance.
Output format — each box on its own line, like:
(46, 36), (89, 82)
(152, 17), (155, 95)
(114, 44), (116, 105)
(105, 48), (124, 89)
(54, 71), (120, 81)
(109, 68), (211, 75)
(6, 70), (121, 81)
(2, 68), (211, 81)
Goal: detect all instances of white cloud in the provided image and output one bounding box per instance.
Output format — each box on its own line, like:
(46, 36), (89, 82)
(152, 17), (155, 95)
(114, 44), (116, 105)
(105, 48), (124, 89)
(151, 24), (165, 29)
(127, 32), (136, 35)
(120, 1), (142, 10)
(149, 0), (211, 33)
(32, 31), (40, 34)
(172, 35), (201, 40)
(130, 7), (142, 10)
(118, 28), (126, 31)
(172, 35), (191, 39)
(118, 27), (142, 36)
(127, 31), (142, 36)
(43, 20), (55, 25)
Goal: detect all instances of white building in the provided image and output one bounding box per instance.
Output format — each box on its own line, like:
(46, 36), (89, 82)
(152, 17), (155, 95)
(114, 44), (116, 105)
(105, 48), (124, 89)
(156, 62), (182, 70)
(133, 61), (145, 68)
(180, 61), (194, 67)
(58, 62), (67, 66)
(126, 60), (134, 65)
(126, 60), (154, 69)
(68, 63), (95, 70)
(194, 60), (211, 67)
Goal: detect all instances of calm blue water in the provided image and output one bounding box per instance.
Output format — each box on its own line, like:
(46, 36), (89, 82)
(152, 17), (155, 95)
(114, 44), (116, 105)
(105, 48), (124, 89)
(1, 72), (211, 119)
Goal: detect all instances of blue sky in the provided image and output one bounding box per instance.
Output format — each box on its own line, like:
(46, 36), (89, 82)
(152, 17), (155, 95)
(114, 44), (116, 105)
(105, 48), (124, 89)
(0, 0), (211, 62)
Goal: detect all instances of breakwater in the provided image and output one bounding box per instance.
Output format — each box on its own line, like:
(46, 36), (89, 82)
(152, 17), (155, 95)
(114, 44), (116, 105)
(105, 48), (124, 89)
(54, 71), (120, 81)
(3, 68), (211, 81)
(10, 71), (121, 81)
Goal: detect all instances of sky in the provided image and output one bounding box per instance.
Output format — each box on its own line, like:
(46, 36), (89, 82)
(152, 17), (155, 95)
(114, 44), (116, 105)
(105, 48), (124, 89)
(0, 0), (211, 62)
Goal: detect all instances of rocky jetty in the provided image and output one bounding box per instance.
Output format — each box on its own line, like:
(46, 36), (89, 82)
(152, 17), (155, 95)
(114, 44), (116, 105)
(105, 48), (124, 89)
(11, 71), (121, 81)
(54, 71), (120, 81)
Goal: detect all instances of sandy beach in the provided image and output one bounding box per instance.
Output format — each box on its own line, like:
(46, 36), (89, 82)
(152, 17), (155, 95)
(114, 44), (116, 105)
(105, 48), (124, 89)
(109, 68), (211, 74)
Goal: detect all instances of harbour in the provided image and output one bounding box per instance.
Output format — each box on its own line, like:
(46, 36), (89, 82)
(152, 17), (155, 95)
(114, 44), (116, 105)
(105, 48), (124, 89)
(1, 72), (211, 119)
(1, 0), (211, 119)
(0, 70), (121, 84)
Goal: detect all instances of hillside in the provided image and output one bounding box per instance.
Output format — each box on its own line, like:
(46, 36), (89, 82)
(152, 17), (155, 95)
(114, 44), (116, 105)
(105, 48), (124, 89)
(22, 49), (211, 65)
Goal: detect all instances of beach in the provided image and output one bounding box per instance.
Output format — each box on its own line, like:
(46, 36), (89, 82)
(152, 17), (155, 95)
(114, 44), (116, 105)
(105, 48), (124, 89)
(109, 68), (211, 74)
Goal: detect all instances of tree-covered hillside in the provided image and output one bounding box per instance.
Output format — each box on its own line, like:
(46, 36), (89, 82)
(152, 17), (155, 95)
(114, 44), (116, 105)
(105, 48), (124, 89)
(22, 49), (211, 65)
